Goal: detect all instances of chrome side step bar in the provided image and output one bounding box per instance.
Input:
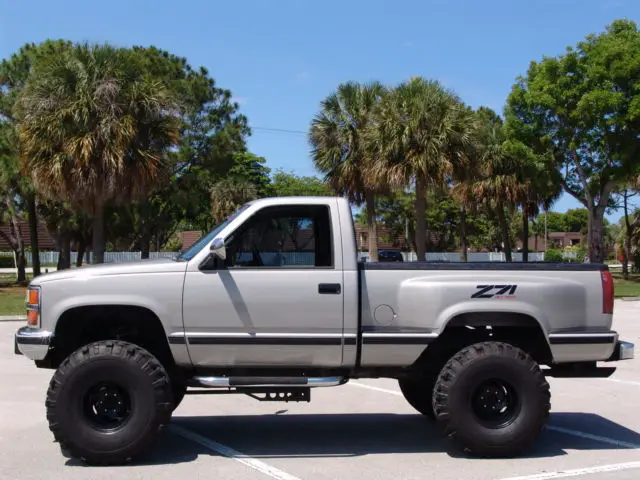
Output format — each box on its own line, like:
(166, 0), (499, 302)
(190, 376), (347, 388)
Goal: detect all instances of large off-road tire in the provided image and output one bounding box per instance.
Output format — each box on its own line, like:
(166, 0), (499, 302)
(398, 375), (437, 419)
(45, 340), (174, 465)
(432, 341), (550, 458)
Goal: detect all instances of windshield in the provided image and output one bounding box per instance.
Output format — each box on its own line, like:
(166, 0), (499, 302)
(176, 204), (251, 261)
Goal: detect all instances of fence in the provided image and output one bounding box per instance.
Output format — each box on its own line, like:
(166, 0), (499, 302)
(358, 251), (546, 262)
(1, 249), (555, 270)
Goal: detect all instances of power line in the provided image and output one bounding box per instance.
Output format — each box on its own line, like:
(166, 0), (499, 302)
(250, 126), (307, 136)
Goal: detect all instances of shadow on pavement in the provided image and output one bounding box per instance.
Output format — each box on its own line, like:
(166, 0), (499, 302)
(77, 411), (640, 466)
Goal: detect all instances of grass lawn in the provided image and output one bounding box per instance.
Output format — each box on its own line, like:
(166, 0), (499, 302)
(0, 285), (26, 316)
(612, 274), (640, 298)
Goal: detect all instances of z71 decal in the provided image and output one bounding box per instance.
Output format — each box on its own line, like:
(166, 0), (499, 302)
(471, 285), (518, 299)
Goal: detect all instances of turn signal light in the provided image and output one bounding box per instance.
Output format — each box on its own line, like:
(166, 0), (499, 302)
(27, 289), (39, 307)
(27, 310), (38, 326)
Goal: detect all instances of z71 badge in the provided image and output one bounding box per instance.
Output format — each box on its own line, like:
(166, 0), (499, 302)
(471, 285), (518, 299)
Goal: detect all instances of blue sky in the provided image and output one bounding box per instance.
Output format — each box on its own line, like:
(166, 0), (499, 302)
(2, 0), (638, 221)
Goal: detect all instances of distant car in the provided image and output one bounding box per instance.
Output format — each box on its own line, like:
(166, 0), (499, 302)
(378, 250), (404, 262)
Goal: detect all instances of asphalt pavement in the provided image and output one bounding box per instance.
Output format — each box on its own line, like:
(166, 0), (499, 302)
(1, 300), (639, 480)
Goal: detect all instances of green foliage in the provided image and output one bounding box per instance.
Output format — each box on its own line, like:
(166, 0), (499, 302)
(505, 19), (640, 262)
(563, 244), (588, 263)
(269, 170), (332, 197)
(564, 209), (589, 233)
(228, 152), (272, 197)
(0, 256), (15, 268)
(544, 249), (564, 262)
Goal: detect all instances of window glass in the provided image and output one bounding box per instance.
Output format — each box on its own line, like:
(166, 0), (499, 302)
(226, 205), (332, 268)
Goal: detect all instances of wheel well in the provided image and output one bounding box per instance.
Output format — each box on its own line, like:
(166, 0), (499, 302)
(41, 305), (175, 370)
(411, 312), (553, 374)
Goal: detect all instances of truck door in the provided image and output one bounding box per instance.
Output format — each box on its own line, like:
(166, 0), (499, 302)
(181, 203), (345, 367)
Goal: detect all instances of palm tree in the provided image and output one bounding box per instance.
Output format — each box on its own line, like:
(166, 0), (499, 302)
(210, 177), (258, 225)
(16, 43), (180, 263)
(309, 81), (387, 262)
(369, 77), (475, 261)
(515, 156), (562, 262)
(467, 108), (522, 262)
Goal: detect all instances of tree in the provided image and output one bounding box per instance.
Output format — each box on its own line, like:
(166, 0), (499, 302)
(506, 19), (640, 262)
(269, 170), (332, 197)
(130, 46), (250, 237)
(228, 152), (272, 197)
(564, 208), (589, 233)
(0, 40), (73, 275)
(463, 107), (522, 261)
(210, 177), (258, 224)
(16, 43), (181, 264)
(370, 77), (475, 261)
(309, 81), (387, 262)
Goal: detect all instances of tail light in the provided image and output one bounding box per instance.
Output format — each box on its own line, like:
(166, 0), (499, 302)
(601, 270), (614, 314)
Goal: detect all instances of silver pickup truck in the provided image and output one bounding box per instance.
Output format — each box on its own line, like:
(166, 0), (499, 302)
(15, 196), (634, 465)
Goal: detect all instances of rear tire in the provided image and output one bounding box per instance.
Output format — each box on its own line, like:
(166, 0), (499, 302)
(432, 341), (550, 458)
(45, 340), (173, 465)
(398, 375), (437, 419)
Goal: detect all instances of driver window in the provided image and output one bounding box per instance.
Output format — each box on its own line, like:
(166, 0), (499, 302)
(225, 205), (333, 268)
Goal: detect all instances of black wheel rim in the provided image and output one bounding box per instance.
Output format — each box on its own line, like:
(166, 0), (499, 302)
(82, 381), (132, 431)
(471, 378), (520, 429)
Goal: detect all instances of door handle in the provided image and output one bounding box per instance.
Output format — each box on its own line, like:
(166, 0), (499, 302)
(318, 283), (341, 294)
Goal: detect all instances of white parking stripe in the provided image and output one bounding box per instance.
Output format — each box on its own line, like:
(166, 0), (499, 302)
(602, 377), (640, 387)
(349, 382), (640, 449)
(349, 381), (403, 396)
(497, 461), (640, 480)
(170, 425), (302, 480)
(546, 425), (640, 449)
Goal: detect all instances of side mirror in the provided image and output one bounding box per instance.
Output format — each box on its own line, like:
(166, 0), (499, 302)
(210, 237), (226, 260)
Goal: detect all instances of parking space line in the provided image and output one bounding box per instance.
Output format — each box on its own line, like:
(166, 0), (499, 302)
(170, 425), (302, 480)
(349, 381), (640, 449)
(497, 461), (640, 480)
(546, 425), (640, 449)
(349, 381), (403, 396)
(602, 377), (640, 387)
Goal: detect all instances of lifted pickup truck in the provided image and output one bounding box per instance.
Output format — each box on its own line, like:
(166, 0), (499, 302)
(15, 196), (634, 464)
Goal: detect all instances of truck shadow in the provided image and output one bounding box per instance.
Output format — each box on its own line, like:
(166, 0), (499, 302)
(100, 411), (640, 466)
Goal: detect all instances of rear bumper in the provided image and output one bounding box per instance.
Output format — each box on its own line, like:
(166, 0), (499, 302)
(14, 326), (52, 361)
(606, 340), (635, 361)
(549, 331), (634, 364)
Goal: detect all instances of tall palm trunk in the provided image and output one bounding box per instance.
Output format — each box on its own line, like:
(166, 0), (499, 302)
(497, 203), (512, 262)
(26, 194), (41, 277)
(92, 202), (106, 264)
(522, 208), (529, 263)
(415, 176), (427, 261)
(365, 192), (378, 262)
(56, 230), (71, 270)
(460, 205), (468, 262)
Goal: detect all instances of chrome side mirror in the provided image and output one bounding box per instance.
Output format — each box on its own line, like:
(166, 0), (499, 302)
(210, 237), (226, 260)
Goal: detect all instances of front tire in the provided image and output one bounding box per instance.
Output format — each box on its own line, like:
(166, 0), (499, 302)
(398, 375), (437, 419)
(432, 341), (550, 458)
(45, 340), (173, 465)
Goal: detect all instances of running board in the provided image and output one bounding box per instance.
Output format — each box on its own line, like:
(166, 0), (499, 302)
(189, 376), (347, 388)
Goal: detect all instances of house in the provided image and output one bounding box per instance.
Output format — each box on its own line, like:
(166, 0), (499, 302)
(0, 218), (56, 251)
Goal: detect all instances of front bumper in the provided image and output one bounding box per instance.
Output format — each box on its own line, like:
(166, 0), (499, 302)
(14, 326), (52, 361)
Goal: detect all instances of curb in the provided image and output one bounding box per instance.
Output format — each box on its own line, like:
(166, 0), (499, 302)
(0, 315), (26, 322)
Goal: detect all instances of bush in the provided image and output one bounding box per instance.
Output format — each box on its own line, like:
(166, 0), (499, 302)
(0, 254), (16, 268)
(544, 249), (564, 262)
(563, 245), (587, 263)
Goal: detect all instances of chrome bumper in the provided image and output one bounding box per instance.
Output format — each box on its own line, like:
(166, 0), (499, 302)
(14, 326), (52, 361)
(607, 340), (635, 361)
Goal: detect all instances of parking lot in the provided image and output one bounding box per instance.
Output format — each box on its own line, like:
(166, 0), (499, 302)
(2, 300), (640, 480)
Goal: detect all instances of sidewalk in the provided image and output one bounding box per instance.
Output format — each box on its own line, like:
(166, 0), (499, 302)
(0, 315), (26, 322)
